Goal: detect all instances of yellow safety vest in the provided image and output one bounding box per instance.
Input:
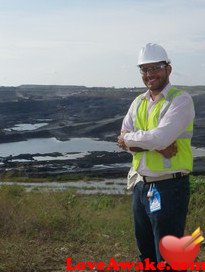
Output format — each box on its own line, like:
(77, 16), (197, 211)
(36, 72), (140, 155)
(132, 87), (193, 172)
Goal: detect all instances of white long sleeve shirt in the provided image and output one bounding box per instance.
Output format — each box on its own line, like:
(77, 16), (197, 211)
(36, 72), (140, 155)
(121, 83), (195, 177)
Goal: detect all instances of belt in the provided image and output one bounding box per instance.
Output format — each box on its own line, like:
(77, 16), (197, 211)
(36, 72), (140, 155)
(141, 172), (189, 183)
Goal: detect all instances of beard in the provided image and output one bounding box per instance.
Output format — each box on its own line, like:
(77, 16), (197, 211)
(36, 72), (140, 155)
(143, 71), (169, 93)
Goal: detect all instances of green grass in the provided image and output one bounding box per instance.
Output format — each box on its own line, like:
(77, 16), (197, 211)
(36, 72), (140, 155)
(55, 173), (103, 182)
(0, 172), (104, 183)
(0, 176), (204, 271)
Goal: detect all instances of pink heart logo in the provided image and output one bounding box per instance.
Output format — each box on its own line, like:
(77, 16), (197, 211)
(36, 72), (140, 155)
(159, 235), (200, 269)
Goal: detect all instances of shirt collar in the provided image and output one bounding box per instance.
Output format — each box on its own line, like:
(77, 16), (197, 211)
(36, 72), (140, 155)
(142, 83), (172, 100)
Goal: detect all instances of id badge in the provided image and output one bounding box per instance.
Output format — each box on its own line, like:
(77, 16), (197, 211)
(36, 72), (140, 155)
(149, 187), (161, 213)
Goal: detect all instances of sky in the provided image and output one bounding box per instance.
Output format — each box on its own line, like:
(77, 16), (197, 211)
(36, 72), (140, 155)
(0, 0), (205, 88)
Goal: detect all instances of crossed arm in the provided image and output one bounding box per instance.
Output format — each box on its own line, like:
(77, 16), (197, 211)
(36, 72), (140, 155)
(117, 92), (194, 158)
(117, 132), (177, 158)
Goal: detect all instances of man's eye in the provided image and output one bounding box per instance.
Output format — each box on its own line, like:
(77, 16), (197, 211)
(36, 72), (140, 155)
(153, 66), (160, 71)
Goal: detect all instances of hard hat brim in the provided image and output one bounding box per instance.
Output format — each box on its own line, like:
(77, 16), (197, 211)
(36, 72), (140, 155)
(137, 59), (171, 66)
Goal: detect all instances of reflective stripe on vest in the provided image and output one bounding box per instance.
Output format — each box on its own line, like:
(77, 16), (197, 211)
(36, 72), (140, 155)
(132, 94), (144, 132)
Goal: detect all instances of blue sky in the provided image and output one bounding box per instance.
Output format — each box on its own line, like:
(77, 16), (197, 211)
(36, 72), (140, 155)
(0, 0), (204, 87)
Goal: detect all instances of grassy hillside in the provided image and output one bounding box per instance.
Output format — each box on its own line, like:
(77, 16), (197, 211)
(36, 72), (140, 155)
(0, 176), (204, 271)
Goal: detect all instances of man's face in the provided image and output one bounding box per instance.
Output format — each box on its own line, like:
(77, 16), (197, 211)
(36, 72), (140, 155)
(140, 62), (172, 93)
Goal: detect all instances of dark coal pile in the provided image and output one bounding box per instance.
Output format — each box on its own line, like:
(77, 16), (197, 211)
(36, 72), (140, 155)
(0, 85), (204, 177)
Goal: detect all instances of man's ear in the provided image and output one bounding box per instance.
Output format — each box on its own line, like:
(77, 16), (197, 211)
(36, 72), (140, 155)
(167, 65), (172, 75)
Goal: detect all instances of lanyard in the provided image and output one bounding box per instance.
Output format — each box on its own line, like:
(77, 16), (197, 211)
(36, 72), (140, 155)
(147, 183), (155, 198)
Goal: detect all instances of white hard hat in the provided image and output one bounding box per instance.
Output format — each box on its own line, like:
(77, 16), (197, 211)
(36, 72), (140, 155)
(137, 43), (171, 66)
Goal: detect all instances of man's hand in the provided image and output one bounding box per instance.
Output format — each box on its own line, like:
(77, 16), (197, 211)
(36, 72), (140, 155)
(157, 142), (177, 158)
(117, 134), (127, 150)
(117, 131), (147, 152)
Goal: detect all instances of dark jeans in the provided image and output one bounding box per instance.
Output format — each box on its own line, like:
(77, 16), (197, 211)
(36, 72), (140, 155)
(132, 175), (190, 269)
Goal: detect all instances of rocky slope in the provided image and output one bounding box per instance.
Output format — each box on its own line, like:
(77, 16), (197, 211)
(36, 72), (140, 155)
(0, 85), (204, 177)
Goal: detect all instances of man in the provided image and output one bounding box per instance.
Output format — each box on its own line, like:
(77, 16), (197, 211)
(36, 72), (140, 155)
(117, 43), (195, 266)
